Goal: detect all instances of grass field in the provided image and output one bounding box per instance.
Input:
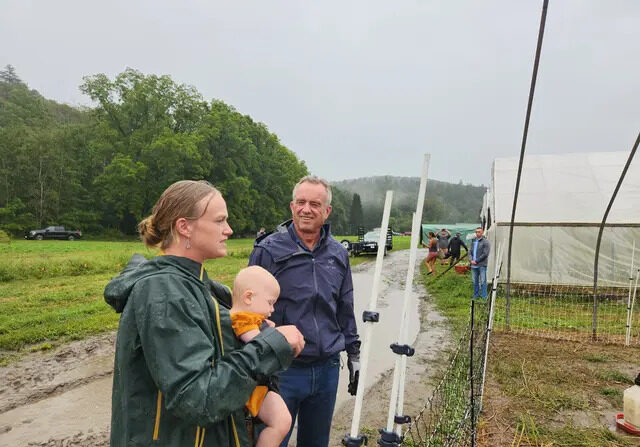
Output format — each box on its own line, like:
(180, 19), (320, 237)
(0, 239), (253, 364)
(421, 265), (640, 446)
(0, 236), (411, 364)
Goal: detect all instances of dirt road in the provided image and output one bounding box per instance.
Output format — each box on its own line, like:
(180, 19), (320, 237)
(0, 248), (451, 446)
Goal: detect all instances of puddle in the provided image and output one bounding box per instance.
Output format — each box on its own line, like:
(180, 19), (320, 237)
(335, 270), (420, 410)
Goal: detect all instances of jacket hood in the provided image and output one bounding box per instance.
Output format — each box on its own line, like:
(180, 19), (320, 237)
(104, 254), (207, 313)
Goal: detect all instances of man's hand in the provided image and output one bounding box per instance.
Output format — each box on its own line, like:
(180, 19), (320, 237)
(347, 353), (360, 396)
(471, 260), (477, 265)
(276, 325), (305, 357)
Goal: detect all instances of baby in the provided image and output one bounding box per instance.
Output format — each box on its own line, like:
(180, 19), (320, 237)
(231, 266), (292, 447)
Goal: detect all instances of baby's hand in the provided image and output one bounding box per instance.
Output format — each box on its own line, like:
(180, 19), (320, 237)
(264, 319), (276, 328)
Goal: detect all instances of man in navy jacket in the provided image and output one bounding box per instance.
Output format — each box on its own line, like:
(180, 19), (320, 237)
(249, 175), (360, 447)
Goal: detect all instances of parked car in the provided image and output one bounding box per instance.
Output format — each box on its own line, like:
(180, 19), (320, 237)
(25, 226), (82, 241)
(341, 227), (393, 256)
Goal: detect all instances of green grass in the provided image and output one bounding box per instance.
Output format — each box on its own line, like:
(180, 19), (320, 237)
(0, 239), (255, 363)
(418, 260), (640, 447)
(419, 264), (474, 333)
(0, 236), (413, 364)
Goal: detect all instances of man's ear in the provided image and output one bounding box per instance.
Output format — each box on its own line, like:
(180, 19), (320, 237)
(324, 205), (332, 220)
(242, 289), (254, 306)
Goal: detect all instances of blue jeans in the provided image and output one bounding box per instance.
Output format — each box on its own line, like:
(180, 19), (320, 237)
(471, 266), (487, 299)
(278, 355), (340, 447)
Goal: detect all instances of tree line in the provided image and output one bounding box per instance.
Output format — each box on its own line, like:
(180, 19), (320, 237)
(334, 176), (486, 233)
(0, 65), (310, 237)
(0, 65), (485, 238)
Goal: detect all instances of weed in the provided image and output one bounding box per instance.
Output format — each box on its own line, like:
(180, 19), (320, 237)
(596, 370), (633, 384)
(585, 354), (610, 363)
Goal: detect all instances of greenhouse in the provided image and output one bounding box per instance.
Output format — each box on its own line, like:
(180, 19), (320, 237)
(482, 151), (640, 287)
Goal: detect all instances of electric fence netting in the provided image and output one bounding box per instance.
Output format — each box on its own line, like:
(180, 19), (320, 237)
(403, 298), (491, 447)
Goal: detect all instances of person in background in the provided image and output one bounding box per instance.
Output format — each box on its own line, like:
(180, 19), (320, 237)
(105, 180), (304, 447)
(437, 228), (451, 265)
(249, 175), (360, 447)
(422, 231), (439, 275)
(470, 227), (491, 299)
(256, 227), (266, 239)
(447, 232), (468, 266)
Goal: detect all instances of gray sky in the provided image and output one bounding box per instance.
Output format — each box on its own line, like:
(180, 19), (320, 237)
(1, 1), (638, 185)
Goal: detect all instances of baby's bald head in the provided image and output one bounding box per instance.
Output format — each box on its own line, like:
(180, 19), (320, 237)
(232, 266), (280, 309)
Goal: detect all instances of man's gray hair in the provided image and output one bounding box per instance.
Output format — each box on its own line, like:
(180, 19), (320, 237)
(292, 175), (332, 206)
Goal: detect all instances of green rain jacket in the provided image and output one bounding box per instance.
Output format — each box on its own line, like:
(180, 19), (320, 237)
(104, 254), (294, 447)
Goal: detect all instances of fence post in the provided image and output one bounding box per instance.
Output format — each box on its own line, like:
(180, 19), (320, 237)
(592, 131), (639, 341)
(470, 300), (476, 447)
(629, 268), (640, 345)
(505, 0), (550, 330)
(627, 241), (636, 346)
(480, 244), (503, 412)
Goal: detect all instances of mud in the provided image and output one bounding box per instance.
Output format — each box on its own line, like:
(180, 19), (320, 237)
(0, 248), (451, 447)
(0, 334), (115, 445)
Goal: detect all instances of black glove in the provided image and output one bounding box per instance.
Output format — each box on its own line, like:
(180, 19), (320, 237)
(347, 353), (360, 396)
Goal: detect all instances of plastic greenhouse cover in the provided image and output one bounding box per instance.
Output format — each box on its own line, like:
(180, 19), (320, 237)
(489, 151), (640, 224)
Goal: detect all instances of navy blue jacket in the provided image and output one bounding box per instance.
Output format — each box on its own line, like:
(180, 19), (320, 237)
(249, 220), (359, 365)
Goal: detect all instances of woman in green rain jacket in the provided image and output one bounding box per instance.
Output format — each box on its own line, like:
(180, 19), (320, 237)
(104, 180), (304, 447)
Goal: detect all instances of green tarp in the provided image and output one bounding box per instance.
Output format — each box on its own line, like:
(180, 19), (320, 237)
(421, 223), (479, 243)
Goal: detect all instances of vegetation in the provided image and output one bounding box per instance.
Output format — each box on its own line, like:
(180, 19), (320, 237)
(420, 266), (640, 446)
(350, 193), (364, 231)
(0, 65), (485, 238)
(0, 236), (411, 364)
(0, 65), (307, 237)
(334, 176), (486, 232)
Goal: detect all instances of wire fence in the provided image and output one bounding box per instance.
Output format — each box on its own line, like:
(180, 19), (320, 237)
(492, 270), (640, 345)
(404, 299), (490, 447)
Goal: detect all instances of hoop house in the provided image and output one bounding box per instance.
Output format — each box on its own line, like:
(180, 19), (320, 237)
(483, 151), (640, 287)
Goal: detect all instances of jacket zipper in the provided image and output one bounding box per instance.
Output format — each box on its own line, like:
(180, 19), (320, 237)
(153, 391), (162, 441)
(211, 293), (241, 447)
(195, 426), (206, 447)
(311, 257), (322, 357)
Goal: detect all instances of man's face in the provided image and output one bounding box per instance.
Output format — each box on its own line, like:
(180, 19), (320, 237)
(290, 182), (332, 235)
(475, 228), (484, 239)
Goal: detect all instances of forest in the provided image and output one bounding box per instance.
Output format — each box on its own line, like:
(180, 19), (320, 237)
(334, 176), (486, 233)
(0, 65), (485, 237)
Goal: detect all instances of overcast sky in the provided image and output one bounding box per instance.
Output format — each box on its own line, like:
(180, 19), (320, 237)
(1, 1), (638, 185)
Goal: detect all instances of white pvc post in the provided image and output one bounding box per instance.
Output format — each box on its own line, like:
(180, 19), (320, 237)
(384, 154), (430, 435)
(629, 268), (639, 345)
(349, 190), (393, 439)
(394, 213), (421, 436)
(479, 242), (503, 411)
(626, 241), (636, 346)
(393, 155), (430, 436)
(384, 212), (420, 432)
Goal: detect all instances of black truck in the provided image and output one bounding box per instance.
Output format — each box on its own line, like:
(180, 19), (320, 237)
(341, 227), (393, 256)
(25, 226), (83, 241)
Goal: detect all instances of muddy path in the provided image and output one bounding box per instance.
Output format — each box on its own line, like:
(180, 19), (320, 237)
(0, 248), (452, 446)
(329, 248), (451, 446)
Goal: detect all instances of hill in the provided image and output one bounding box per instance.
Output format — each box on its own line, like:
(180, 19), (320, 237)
(0, 65), (307, 237)
(331, 176), (486, 233)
